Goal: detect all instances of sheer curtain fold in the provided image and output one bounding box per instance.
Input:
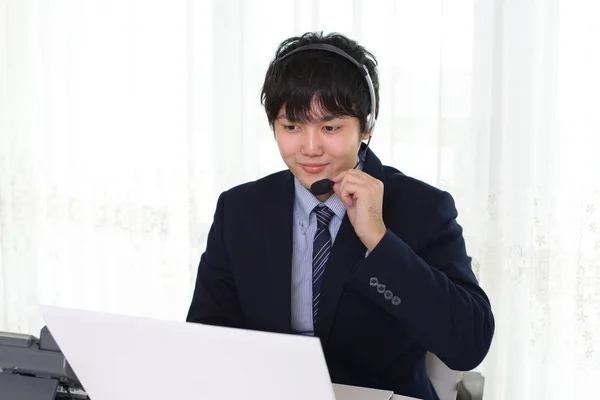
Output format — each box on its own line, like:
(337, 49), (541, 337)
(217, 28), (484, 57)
(1, 0), (599, 398)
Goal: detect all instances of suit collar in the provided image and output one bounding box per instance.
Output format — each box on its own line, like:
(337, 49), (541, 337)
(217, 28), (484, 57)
(360, 141), (386, 183)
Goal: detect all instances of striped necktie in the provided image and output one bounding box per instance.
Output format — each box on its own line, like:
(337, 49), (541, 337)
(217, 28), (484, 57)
(312, 205), (335, 326)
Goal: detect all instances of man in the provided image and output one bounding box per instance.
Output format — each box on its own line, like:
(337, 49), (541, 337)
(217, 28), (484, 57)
(187, 31), (494, 400)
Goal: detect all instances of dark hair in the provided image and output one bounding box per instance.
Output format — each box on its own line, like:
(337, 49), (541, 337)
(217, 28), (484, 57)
(261, 31), (379, 133)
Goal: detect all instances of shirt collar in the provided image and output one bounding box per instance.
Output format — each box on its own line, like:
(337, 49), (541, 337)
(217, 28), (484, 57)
(293, 178), (346, 233)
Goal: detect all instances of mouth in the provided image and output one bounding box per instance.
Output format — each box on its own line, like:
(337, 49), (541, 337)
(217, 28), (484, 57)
(299, 163), (328, 174)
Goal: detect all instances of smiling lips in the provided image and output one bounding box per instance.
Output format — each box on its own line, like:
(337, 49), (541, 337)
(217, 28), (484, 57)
(299, 163), (328, 173)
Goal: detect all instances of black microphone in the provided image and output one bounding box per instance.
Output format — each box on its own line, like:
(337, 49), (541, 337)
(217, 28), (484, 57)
(309, 137), (371, 196)
(310, 179), (334, 196)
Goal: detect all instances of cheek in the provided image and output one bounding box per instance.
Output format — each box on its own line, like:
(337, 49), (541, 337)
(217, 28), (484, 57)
(275, 132), (295, 158)
(327, 138), (360, 160)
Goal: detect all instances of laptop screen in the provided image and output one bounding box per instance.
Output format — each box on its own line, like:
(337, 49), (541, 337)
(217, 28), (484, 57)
(40, 305), (336, 400)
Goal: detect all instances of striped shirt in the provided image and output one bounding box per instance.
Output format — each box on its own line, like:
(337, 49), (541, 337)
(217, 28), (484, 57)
(291, 177), (347, 335)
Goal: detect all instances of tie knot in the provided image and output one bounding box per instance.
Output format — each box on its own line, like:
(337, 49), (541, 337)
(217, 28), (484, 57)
(314, 205), (335, 228)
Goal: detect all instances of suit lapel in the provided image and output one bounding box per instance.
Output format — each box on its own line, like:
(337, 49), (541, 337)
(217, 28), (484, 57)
(257, 171), (294, 333)
(314, 215), (366, 343)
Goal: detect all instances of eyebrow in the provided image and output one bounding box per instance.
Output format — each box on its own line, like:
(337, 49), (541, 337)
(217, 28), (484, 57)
(276, 114), (345, 122)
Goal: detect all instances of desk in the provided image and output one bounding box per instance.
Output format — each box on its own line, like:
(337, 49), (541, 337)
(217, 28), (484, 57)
(332, 383), (421, 400)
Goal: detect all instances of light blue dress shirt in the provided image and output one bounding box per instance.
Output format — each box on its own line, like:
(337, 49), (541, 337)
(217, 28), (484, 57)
(291, 178), (347, 336)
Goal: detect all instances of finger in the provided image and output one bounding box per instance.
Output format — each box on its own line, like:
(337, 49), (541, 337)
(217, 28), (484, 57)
(345, 171), (384, 194)
(331, 170), (349, 183)
(333, 180), (353, 207)
(343, 168), (368, 178)
(333, 181), (341, 196)
(339, 169), (375, 186)
(334, 167), (374, 182)
(340, 181), (365, 207)
(340, 181), (363, 198)
(333, 182), (352, 207)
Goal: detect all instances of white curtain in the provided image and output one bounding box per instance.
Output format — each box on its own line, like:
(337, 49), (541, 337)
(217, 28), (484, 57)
(1, 0), (599, 398)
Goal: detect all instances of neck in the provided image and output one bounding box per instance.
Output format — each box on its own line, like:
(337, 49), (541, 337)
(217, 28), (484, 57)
(316, 191), (333, 202)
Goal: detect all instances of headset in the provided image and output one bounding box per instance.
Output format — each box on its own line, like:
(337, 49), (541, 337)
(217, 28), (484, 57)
(277, 43), (377, 196)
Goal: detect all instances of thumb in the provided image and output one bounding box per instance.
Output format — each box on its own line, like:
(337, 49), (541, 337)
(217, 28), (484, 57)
(331, 170), (347, 183)
(333, 182), (353, 207)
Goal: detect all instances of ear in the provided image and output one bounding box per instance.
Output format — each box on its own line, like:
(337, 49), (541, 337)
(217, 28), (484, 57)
(361, 131), (371, 141)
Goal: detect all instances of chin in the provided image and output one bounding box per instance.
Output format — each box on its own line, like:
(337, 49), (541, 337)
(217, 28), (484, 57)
(298, 177), (320, 191)
(302, 179), (318, 190)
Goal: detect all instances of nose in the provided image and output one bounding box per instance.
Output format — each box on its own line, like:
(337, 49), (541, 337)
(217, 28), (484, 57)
(300, 126), (324, 157)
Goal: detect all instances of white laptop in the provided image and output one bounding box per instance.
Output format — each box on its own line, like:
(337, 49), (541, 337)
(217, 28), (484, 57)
(40, 305), (395, 400)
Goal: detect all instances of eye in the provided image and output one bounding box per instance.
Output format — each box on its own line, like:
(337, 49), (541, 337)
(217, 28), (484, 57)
(283, 125), (300, 132)
(323, 125), (340, 133)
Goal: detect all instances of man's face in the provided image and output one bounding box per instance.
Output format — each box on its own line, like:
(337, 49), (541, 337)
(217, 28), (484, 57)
(274, 103), (369, 200)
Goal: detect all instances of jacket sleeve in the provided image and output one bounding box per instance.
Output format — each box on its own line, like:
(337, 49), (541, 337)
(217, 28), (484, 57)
(186, 192), (244, 328)
(348, 191), (494, 371)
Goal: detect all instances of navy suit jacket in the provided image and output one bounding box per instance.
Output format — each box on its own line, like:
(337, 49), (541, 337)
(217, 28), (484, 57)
(187, 147), (495, 400)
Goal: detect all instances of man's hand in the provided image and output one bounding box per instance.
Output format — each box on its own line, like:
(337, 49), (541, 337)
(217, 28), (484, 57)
(332, 169), (386, 252)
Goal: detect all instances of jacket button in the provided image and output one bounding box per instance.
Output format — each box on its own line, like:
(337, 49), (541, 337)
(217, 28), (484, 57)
(392, 296), (402, 306)
(384, 290), (393, 300)
(377, 284), (386, 294)
(369, 277), (378, 287)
